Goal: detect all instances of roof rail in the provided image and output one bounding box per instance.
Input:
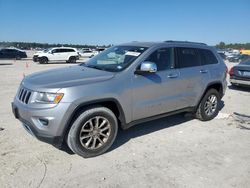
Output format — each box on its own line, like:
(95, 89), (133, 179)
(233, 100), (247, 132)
(164, 40), (207, 46)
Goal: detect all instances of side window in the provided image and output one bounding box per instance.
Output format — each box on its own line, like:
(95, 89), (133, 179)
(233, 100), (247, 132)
(200, 49), (218, 65)
(63, 49), (74, 52)
(52, 49), (61, 53)
(176, 47), (201, 68)
(145, 48), (173, 71)
(5, 49), (14, 53)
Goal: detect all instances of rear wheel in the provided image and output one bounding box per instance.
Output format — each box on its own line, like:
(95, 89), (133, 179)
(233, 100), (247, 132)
(195, 89), (220, 121)
(67, 107), (118, 158)
(68, 56), (77, 63)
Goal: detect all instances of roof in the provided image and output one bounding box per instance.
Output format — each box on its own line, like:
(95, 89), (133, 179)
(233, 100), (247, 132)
(119, 42), (160, 48)
(119, 41), (207, 48)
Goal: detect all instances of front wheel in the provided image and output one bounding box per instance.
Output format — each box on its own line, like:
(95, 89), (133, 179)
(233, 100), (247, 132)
(67, 107), (118, 158)
(39, 57), (48, 64)
(195, 89), (220, 121)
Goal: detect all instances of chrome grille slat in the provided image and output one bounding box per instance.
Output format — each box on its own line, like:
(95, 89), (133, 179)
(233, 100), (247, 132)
(19, 88), (24, 100)
(17, 87), (32, 104)
(22, 90), (27, 102)
(25, 91), (31, 104)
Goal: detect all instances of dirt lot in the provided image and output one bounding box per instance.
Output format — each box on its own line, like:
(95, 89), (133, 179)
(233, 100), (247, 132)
(0, 57), (250, 188)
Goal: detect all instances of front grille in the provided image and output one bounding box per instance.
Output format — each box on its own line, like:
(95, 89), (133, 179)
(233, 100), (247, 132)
(18, 87), (32, 104)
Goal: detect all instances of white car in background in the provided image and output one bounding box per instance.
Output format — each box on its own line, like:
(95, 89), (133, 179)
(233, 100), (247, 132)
(79, 48), (97, 58)
(33, 47), (79, 64)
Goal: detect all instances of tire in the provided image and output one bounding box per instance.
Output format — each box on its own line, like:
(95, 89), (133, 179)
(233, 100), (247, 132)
(16, 56), (21, 60)
(195, 89), (220, 121)
(67, 106), (118, 158)
(68, 56), (76, 63)
(39, 57), (48, 64)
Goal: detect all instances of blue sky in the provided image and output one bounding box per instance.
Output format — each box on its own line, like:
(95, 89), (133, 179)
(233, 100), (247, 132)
(0, 0), (249, 45)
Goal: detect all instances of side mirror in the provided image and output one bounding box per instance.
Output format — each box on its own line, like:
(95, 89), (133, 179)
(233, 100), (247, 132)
(135, 61), (157, 74)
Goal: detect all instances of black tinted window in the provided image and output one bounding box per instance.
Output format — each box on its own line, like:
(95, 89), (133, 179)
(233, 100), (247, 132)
(241, 58), (250, 65)
(84, 50), (92, 53)
(3, 49), (15, 53)
(200, 49), (218, 65)
(52, 49), (61, 53)
(176, 48), (201, 68)
(145, 48), (173, 71)
(59, 49), (67, 53)
(63, 48), (74, 52)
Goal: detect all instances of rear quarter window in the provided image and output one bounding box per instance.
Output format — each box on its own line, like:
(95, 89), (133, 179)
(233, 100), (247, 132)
(176, 47), (201, 68)
(200, 49), (218, 65)
(64, 49), (75, 52)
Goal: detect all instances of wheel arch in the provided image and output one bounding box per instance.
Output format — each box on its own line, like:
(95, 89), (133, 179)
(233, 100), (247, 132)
(40, 56), (49, 61)
(196, 81), (223, 109)
(62, 98), (126, 142)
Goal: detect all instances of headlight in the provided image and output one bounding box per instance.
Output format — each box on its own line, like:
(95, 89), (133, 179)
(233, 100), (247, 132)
(31, 92), (64, 104)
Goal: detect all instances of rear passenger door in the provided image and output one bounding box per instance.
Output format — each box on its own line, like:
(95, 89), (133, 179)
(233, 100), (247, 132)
(175, 47), (209, 107)
(199, 49), (220, 81)
(58, 48), (69, 60)
(62, 48), (73, 60)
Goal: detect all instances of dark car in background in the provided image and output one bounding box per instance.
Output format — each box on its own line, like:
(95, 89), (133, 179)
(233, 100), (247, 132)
(229, 58), (250, 87)
(0, 48), (27, 60)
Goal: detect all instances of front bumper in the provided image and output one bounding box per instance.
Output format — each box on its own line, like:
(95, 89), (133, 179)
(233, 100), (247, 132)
(12, 98), (76, 148)
(230, 78), (250, 86)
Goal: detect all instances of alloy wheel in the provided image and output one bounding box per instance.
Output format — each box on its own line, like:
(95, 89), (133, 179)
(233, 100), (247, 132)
(204, 94), (218, 116)
(79, 116), (111, 150)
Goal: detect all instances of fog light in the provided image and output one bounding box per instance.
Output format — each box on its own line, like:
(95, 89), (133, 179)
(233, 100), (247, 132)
(39, 118), (49, 126)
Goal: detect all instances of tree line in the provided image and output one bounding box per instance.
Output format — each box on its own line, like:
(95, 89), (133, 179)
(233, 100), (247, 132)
(0, 41), (111, 50)
(216, 42), (250, 50)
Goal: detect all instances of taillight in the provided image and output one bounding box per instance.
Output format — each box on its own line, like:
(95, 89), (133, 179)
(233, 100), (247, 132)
(229, 67), (234, 76)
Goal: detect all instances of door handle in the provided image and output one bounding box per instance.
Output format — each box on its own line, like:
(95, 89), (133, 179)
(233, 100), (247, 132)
(200, 70), (208, 74)
(167, 74), (178, 78)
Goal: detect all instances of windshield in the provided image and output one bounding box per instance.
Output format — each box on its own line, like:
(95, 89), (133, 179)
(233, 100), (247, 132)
(241, 57), (250, 65)
(43, 48), (52, 53)
(81, 46), (148, 72)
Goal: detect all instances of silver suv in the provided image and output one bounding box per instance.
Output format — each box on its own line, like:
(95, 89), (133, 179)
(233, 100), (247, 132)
(12, 41), (227, 158)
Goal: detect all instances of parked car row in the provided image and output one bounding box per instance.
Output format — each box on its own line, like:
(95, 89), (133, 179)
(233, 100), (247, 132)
(217, 48), (250, 63)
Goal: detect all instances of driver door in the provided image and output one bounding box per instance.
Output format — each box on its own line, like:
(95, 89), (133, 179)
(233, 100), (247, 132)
(131, 47), (185, 121)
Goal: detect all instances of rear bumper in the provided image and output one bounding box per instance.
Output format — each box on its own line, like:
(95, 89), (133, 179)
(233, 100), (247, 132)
(230, 78), (250, 86)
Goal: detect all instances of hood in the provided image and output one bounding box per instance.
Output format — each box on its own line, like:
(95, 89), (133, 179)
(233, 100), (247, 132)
(23, 65), (115, 90)
(36, 52), (48, 56)
(34, 51), (43, 55)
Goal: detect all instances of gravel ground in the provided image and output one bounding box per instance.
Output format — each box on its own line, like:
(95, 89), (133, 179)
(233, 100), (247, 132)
(0, 58), (249, 188)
